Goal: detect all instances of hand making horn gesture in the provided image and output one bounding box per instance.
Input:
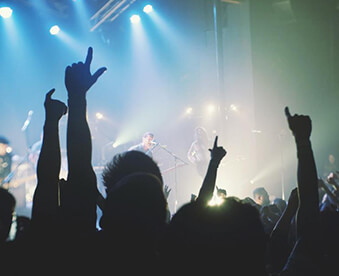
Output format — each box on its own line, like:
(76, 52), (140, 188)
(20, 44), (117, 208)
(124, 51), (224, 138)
(65, 47), (107, 97)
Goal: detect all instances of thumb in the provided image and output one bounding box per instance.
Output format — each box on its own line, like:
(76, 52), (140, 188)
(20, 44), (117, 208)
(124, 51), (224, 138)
(92, 67), (107, 84)
(46, 88), (55, 101)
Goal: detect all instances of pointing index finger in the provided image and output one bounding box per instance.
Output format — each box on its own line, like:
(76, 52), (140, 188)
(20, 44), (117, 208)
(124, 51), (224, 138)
(85, 47), (93, 67)
(213, 136), (218, 148)
(46, 88), (55, 100)
(284, 106), (292, 119)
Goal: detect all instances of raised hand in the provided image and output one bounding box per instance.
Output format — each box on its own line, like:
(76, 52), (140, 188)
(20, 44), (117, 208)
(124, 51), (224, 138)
(208, 136), (227, 165)
(284, 107), (312, 141)
(287, 187), (299, 211)
(44, 88), (67, 121)
(65, 47), (107, 97)
(163, 184), (172, 199)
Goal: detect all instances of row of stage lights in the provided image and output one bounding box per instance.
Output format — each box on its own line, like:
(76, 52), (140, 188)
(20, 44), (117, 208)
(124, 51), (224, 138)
(95, 104), (239, 123)
(130, 4), (153, 24)
(184, 104), (239, 116)
(49, 4), (153, 34)
(94, 103), (240, 150)
(0, 4), (153, 35)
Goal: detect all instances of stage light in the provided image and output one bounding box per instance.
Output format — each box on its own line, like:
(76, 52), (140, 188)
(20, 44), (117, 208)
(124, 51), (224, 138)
(6, 146), (12, 154)
(230, 104), (238, 112)
(112, 142), (119, 148)
(143, 4), (153, 14)
(0, 7), (12, 19)
(207, 104), (216, 114)
(185, 107), (193, 115)
(96, 112), (104, 120)
(50, 25), (60, 35)
(208, 195), (225, 206)
(130, 14), (141, 24)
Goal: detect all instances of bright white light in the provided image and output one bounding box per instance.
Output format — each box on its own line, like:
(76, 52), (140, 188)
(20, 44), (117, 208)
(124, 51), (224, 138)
(207, 104), (216, 114)
(143, 5), (153, 14)
(130, 14), (141, 24)
(112, 142), (119, 148)
(230, 104), (238, 112)
(0, 7), (13, 19)
(185, 107), (193, 115)
(208, 195), (225, 206)
(96, 112), (104, 120)
(50, 25), (60, 35)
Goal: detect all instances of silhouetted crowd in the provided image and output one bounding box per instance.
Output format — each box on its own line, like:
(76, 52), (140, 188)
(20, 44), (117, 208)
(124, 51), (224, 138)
(1, 47), (339, 275)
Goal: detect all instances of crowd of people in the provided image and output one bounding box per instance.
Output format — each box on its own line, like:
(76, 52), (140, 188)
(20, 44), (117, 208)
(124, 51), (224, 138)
(1, 47), (339, 275)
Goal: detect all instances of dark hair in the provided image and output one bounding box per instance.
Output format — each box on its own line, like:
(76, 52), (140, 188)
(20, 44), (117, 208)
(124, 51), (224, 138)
(143, 132), (154, 138)
(0, 136), (9, 145)
(100, 172), (167, 232)
(253, 187), (268, 198)
(194, 127), (208, 141)
(102, 150), (163, 194)
(162, 197), (267, 274)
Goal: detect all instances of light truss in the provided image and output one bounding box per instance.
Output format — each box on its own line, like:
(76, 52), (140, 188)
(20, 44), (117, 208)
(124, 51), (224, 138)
(90, 0), (138, 32)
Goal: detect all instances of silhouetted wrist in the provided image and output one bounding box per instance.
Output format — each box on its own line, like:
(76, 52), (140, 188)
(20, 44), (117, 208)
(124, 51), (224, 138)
(295, 138), (311, 147)
(209, 160), (220, 168)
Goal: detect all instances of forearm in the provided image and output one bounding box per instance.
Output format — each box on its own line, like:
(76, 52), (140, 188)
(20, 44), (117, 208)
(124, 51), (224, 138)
(295, 138), (319, 237)
(271, 205), (297, 237)
(33, 119), (61, 219)
(38, 120), (62, 177)
(267, 200), (298, 273)
(197, 160), (219, 204)
(67, 96), (92, 173)
(64, 94), (97, 232)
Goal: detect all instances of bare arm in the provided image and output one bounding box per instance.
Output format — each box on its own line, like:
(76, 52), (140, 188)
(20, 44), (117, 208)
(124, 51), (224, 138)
(31, 89), (67, 223)
(62, 47), (107, 232)
(196, 136), (226, 205)
(267, 188), (298, 273)
(285, 107), (319, 239)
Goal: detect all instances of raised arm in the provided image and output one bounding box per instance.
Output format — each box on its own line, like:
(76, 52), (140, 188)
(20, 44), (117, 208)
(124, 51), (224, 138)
(62, 47), (107, 232)
(196, 136), (226, 205)
(267, 187), (298, 273)
(285, 107), (319, 239)
(31, 89), (67, 222)
(65, 47), (106, 174)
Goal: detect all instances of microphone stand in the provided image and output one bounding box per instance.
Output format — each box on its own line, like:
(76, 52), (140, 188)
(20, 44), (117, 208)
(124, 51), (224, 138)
(10, 111), (36, 209)
(154, 142), (189, 213)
